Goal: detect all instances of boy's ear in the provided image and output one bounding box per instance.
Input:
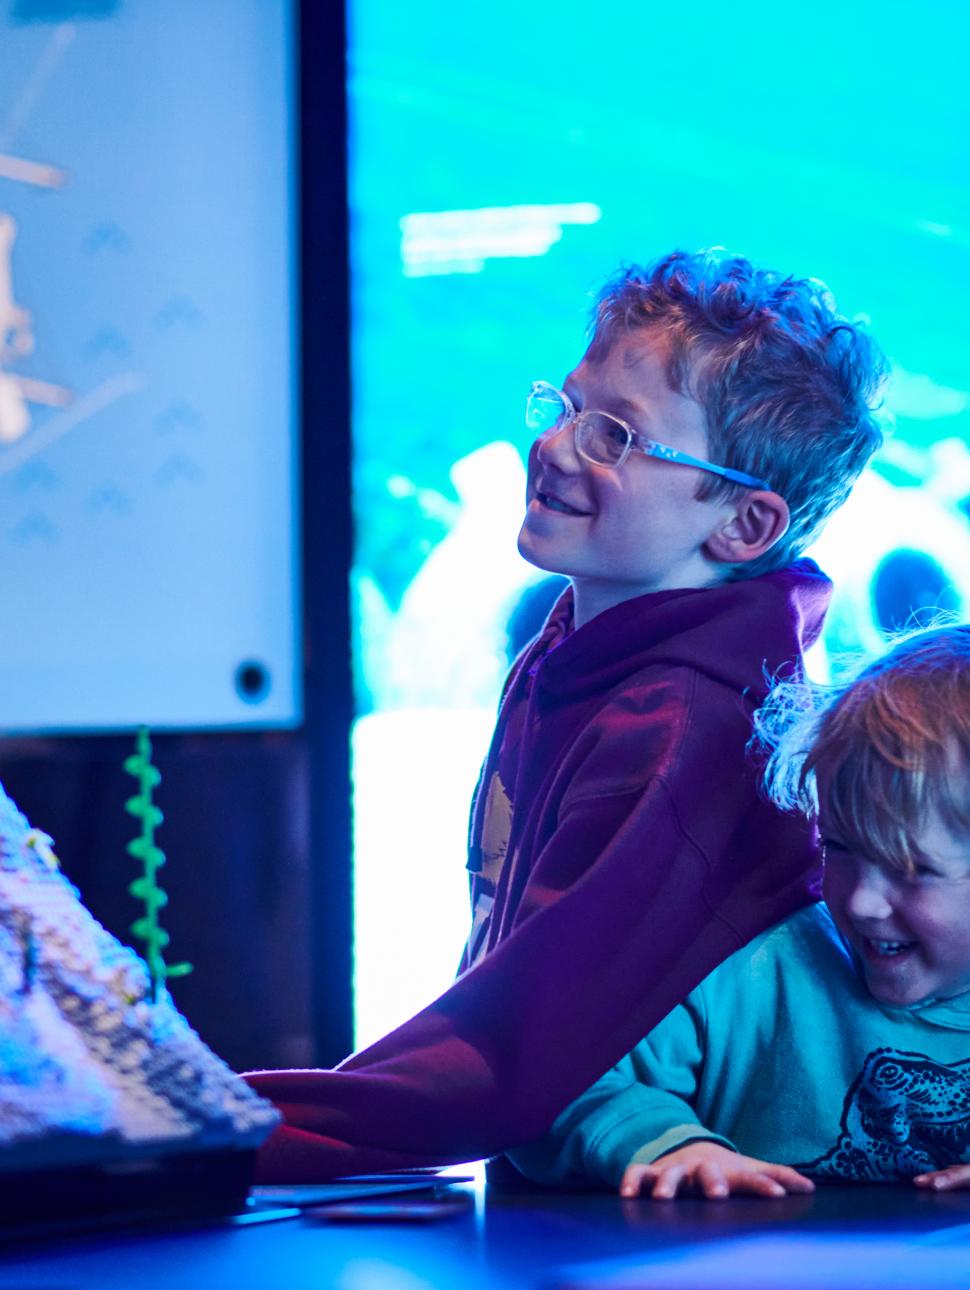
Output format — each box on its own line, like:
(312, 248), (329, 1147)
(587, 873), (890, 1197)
(705, 491), (790, 566)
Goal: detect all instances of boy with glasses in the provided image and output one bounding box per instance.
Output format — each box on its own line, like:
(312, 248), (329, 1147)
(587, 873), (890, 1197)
(246, 249), (887, 1180)
(509, 626), (970, 1196)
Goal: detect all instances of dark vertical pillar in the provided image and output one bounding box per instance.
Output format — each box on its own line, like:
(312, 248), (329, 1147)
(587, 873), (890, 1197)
(298, 0), (355, 1065)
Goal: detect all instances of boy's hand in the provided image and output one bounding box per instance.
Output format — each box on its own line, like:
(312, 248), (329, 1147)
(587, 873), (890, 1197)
(914, 1165), (970, 1191)
(619, 1141), (815, 1200)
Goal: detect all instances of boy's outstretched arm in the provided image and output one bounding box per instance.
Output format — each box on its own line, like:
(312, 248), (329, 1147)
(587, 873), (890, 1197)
(620, 1142), (814, 1199)
(914, 1166), (970, 1191)
(245, 691), (820, 1181)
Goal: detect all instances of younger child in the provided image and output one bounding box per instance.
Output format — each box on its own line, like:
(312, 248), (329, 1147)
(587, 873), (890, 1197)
(508, 625), (970, 1196)
(246, 250), (885, 1181)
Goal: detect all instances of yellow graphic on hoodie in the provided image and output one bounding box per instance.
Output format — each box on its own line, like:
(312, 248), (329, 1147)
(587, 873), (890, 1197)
(480, 771), (513, 885)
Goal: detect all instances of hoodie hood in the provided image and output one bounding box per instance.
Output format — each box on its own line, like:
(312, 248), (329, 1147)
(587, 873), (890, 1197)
(529, 559), (832, 705)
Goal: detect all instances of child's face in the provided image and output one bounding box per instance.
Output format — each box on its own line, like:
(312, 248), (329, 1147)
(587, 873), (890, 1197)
(517, 330), (734, 620)
(821, 806), (970, 1006)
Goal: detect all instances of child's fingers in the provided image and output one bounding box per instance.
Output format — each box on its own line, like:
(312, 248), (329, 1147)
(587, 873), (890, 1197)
(914, 1164), (970, 1191)
(620, 1154), (816, 1201)
(729, 1170), (788, 1198)
(695, 1160), (729, 1198)
(619, 1164), (656, 1197)
(763, 1164), (816, 1194)
(649, 1162), (689, 1200)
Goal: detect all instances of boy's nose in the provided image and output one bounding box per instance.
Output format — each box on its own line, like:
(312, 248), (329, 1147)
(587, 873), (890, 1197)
(844, 862), (895, 922)
(535, 421), (582, 472)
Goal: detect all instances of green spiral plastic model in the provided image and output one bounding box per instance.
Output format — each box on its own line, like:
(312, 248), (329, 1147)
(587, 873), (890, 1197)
(124, 726), (192, 1001)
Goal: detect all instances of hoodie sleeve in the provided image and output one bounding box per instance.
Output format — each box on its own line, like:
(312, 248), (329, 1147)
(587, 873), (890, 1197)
(244, 679), (819, 1182)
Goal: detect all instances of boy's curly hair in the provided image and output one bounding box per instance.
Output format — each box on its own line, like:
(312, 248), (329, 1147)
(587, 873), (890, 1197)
(754, 624), (970, 872)
(588, 249), (889, 578)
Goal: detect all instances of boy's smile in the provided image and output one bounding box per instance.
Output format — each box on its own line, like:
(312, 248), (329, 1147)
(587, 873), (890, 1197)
(533, 490), (591, 517)
(517, 330), (735, 627)
(822, 807), (970, 1007)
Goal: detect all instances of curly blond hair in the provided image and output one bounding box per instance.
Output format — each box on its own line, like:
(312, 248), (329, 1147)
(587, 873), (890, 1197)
(755, 624), (970, 871)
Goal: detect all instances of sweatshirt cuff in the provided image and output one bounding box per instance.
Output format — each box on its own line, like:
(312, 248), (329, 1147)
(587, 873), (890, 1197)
(627, 1125), (737, 1169)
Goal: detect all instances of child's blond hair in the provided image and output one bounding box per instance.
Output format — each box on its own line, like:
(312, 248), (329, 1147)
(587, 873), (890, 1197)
(756, 625), (970, 872)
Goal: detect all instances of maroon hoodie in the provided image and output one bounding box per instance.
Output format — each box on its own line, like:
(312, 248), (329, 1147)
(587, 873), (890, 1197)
(245, 560), (831, 1180)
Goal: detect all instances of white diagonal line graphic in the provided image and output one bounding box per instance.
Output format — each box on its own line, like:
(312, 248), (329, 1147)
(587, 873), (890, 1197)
(0, 22), (75, 153)
(0, 153), (66, 188)
(0, 372), (144, 476)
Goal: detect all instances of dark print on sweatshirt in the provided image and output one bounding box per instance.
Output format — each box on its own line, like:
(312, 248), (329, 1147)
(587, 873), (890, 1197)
(799, 1048), (970, 1181)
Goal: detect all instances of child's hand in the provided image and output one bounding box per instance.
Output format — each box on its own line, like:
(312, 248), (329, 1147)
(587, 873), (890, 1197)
(619, 1141), (815, 1200)
(914, 1165), (970, 1192)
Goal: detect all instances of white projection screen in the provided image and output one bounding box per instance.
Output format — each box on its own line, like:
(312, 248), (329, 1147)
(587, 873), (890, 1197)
(0, 1), (299, 732)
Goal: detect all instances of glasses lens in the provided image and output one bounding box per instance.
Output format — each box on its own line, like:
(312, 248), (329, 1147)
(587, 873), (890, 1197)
(526, 383), (568, 435)
(576, 412), (631, 467)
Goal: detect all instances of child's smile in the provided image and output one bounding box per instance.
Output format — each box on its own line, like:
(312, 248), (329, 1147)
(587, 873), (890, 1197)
(517, 331), (733, 626)
(822, 807), (970, 1007)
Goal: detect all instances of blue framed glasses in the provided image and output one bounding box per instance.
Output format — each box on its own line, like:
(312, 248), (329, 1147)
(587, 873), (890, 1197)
(526, 381), (771, 491)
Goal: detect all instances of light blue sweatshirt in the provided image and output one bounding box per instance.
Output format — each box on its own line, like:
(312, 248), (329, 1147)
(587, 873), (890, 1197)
(508, 904), (970, 1187)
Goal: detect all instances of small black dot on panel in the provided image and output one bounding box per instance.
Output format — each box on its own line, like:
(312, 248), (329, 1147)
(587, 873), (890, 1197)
(235, 661), (270, 703)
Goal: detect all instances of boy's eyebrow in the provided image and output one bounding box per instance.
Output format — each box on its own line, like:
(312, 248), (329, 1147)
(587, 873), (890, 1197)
(563, 378), (655, 431)
(609, 395), (651, 423)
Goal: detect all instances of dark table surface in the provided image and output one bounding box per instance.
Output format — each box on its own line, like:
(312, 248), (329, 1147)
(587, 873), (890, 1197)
(3, 1172), (970, 1289)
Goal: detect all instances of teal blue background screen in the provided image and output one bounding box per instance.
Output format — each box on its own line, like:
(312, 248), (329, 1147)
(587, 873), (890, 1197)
(347, 1), (970, 1042)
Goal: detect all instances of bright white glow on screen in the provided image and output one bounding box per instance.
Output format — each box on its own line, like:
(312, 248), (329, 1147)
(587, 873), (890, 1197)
(806, 462), (970, 680)
(916, 219), (953, 238)
(351, 442), (542, 1046)
(351, 707), (496, 1048)
(887, 366), (968, 420)
(355, 443), (538, 719)
(400, 202), (601, 276)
